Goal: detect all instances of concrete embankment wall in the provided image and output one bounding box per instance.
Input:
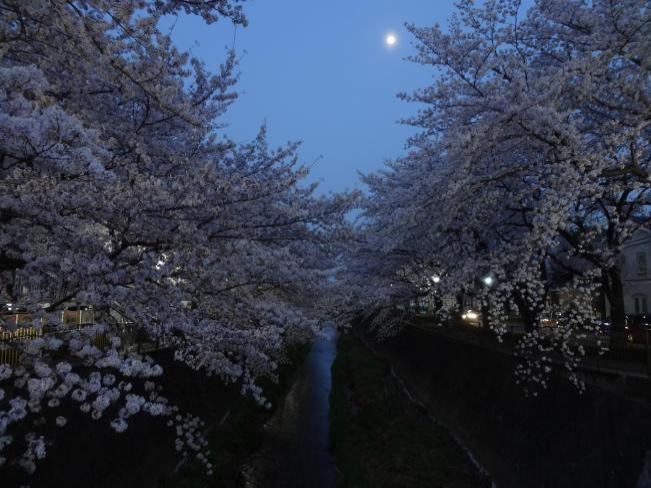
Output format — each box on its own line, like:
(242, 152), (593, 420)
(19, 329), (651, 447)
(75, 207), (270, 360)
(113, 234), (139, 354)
(365, 324), (651, 488)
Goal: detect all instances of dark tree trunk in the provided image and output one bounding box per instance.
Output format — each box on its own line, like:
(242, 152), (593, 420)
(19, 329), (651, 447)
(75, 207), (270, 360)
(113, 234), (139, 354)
(456, 293), (463, 318)
(513, 288), (541, 334)
(603, 267), (627, 353)
(94, 304), (110, 325)
(605, 268), (627, 331)
(596, 285), (608, 320)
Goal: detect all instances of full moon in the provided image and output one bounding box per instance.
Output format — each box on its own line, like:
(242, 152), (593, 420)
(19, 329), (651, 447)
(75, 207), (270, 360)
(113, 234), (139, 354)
(386, 34), (397, 46)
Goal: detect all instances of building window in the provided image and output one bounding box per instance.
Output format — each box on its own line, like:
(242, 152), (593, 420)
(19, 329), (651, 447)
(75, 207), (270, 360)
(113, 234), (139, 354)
(634, 294), (648, 315)
(637, 252), (648, 276)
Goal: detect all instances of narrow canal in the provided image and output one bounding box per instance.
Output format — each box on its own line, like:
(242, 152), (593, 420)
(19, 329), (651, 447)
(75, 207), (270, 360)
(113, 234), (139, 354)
(241, 327), (338, 488)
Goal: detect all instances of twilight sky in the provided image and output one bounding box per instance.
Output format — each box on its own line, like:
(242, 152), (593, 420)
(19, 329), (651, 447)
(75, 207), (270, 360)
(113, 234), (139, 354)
(163, 1), (461, 194)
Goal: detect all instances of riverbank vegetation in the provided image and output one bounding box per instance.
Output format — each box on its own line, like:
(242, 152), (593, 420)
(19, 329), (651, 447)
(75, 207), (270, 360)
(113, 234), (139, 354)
(2, 343), (310, 488)
(165, 342), (311, 488)
(329, 332), (488, 488)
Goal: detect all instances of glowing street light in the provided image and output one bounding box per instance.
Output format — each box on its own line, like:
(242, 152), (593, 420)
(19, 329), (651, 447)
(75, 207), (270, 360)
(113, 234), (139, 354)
(483, 275), (494, 287)
(431, 275), (441, 284)
(462, 310), (479, 321)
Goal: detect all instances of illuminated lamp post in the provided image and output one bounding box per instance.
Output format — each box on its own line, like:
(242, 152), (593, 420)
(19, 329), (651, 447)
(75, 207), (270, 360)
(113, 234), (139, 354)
(482, 274), (494, 327)
(429, 275), (441, 315)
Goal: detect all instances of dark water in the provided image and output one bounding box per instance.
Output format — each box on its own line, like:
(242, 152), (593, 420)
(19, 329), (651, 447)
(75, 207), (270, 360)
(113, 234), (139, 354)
(241, 327), (338, 488)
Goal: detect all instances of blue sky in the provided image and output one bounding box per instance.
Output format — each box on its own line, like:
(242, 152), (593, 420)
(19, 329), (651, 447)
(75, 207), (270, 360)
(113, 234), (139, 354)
(162, 1), (461, 194)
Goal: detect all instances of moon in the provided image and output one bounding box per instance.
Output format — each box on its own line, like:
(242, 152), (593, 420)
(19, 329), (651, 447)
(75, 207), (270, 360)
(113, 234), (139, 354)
(385, 34), (397, 47)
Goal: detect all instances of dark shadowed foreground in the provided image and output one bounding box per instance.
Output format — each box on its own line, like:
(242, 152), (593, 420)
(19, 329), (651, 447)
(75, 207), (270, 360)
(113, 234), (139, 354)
(329, 331), (489, 488)
(368, 322), (651, 488)
(0, 345), (309, 488)
(241, 328), (338, 488)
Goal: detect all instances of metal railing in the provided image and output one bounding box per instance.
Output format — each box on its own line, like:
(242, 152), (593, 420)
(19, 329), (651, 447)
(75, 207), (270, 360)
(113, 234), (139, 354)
(0, 308), (116, 365)
(411, 316), (651, 379)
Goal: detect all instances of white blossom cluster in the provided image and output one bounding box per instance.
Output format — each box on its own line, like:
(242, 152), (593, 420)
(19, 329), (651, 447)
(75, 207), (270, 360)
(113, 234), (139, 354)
(343, 0), (650, 392)
(0, 0), (356, 475)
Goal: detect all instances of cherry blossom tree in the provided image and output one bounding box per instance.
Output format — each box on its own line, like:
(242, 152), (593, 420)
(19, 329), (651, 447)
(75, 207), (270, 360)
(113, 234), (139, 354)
(351, 0), (650, 392)
(0, 0), (355, 475)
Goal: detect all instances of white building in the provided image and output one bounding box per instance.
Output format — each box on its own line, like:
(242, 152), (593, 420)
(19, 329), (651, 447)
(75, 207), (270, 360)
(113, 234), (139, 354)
(620, 228), (651, 315)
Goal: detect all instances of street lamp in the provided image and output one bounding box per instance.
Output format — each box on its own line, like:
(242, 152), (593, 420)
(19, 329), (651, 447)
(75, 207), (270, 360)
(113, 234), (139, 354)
(427, 275), (442, 315)
(481, 275), (494, 328)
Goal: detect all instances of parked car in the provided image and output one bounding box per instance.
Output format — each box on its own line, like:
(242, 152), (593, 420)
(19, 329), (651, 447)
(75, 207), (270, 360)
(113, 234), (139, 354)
(594, 319), (612, 334)
(1, 303), (34, 328)
(540, 317), (559, 328)
(461, 309), (482, 327)
(1, 303), (26, 314)
(624, 315), (651, 343)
